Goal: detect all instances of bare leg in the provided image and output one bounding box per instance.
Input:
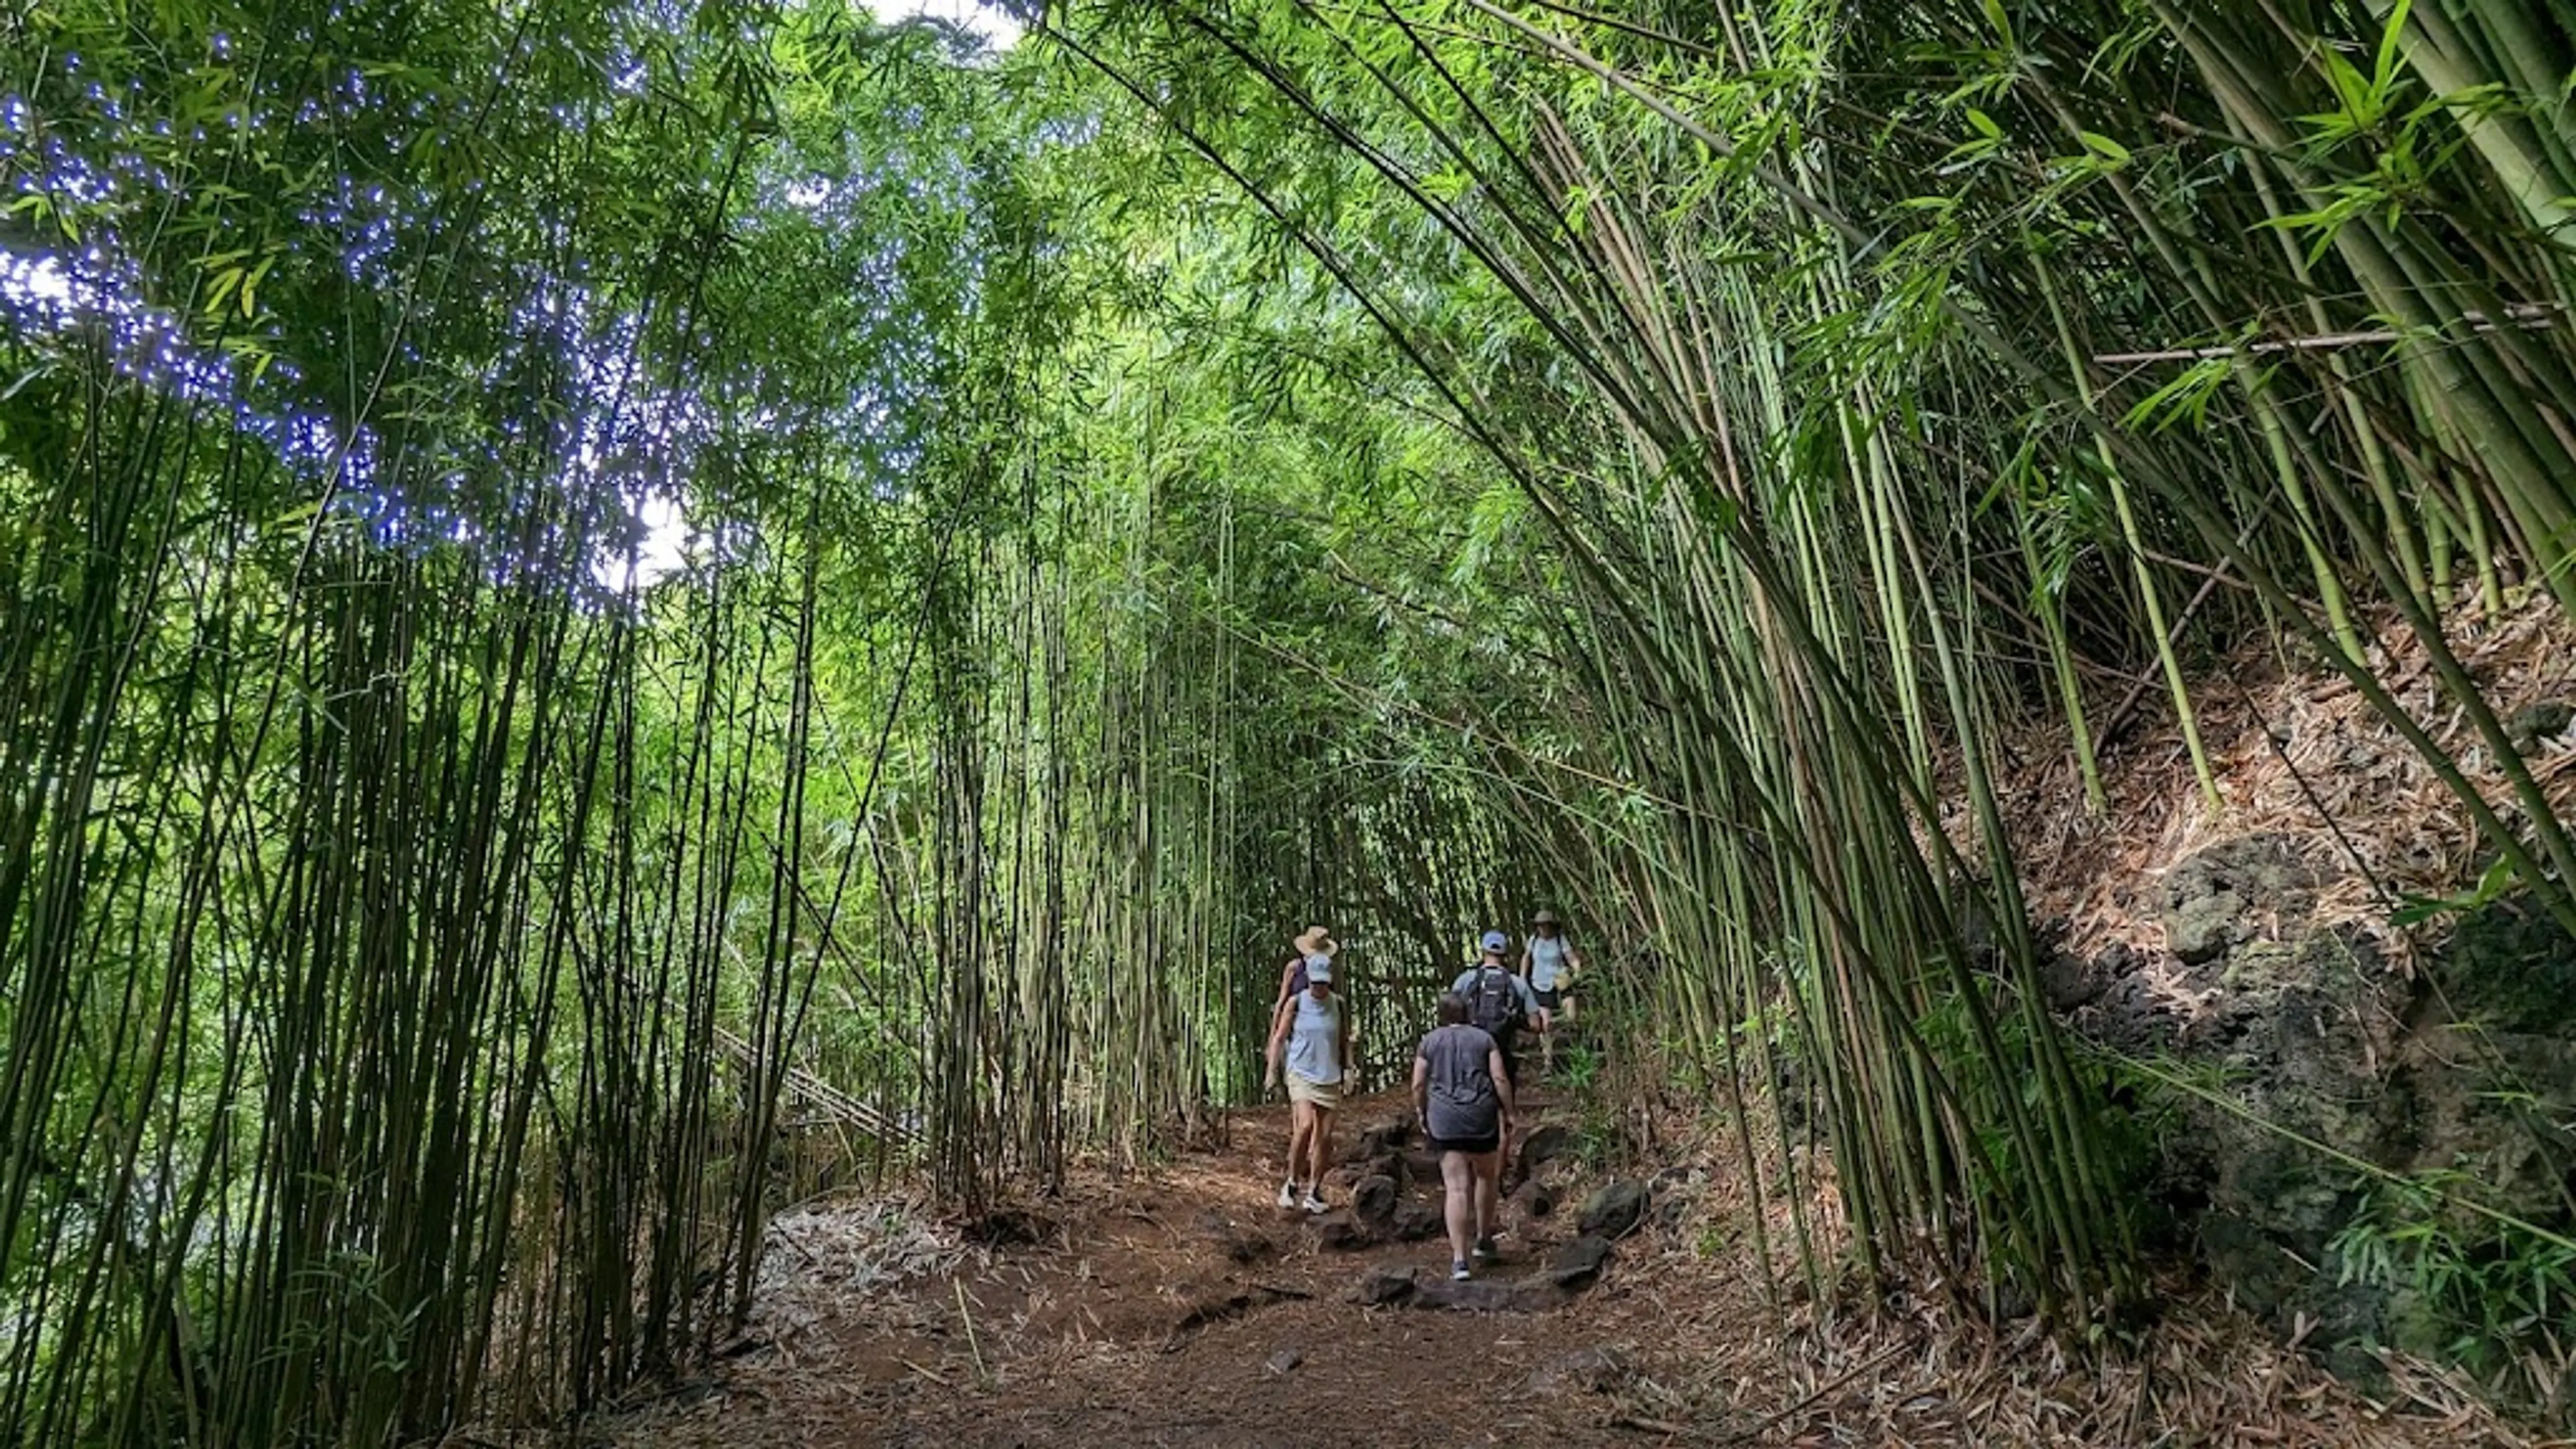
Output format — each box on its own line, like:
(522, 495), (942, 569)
(1287, 1102), (1314, 1191)
(1440, 1150), (1476, 1266)
(1536, 1008), (1555, 1071)
(1305, 1108), (1336, 1192)
(1473, 1147), (1502, 1245)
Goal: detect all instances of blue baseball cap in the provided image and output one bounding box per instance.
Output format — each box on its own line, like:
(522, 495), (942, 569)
(1479, 930), (1508, 953)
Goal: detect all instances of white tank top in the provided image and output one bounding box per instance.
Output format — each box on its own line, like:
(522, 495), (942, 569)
(1285, 994), (1343, 1083)
(1528, 935), (1569, 990)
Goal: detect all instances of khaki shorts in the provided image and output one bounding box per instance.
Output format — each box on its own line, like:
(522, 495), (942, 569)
(1287, 1073), (1342, 1110)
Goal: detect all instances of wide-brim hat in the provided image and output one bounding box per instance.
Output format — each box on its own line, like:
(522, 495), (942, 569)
(1294, 925), (1338, 957)
(1530, 909), (1560, 926)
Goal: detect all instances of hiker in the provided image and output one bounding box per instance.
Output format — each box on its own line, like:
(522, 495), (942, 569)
(1411, 991), (1515, 1281)
(1265, 950), (1353, 1214)
(1273, 925), (1336, 1015)
(1521, 909), (1582, 1073)
(1450, 930), (1541, 1089)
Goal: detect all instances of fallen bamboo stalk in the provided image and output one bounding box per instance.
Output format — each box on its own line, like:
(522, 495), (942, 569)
(2095, 305), (2563, 365)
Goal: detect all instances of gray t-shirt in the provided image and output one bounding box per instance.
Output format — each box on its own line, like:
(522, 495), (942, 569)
(1416, 1024), (1502, 1142)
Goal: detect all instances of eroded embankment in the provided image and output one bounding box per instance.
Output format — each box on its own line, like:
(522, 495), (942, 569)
(1978, 590), (2576, 1413)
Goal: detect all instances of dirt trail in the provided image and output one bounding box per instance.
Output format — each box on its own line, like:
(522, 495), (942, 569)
(602, 1088), (2519, 1448)
(610, 1085), (1709, 1448)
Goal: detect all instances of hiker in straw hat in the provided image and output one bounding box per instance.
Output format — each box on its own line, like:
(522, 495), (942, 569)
(1272, 925), (1339, 1017)
(1521, 909), (1582, 1074)
(1265, 932), (1352, 1213)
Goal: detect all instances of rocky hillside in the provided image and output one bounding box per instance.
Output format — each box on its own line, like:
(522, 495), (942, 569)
(1993, 594), (2576, 1412)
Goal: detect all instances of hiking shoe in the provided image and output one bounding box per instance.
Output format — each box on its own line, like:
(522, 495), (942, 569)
(1301, 1192), (1328, 1214)
(1451, 1260), (1472, 1282)
(1277, 1181), (1297, 1209)
(1472, 1238), (1498, 1263)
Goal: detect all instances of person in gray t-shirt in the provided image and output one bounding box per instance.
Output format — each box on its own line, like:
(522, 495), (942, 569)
(1410, 992), (1517, 1281)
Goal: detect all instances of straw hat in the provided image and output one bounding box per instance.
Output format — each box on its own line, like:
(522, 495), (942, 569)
(1293, 925), (1338, 957)
(1530, 909), (1560, 926)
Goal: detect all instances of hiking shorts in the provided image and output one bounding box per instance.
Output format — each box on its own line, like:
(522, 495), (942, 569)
(1430, 1132), (1499, 1156)
(1533, 987), (1562, 1013)
(1287, 1073), (1342, 1110)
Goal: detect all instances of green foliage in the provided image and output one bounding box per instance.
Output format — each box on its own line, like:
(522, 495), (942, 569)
(11, 0), (2576, 1434)
(2330, 1172), (2576, 1408)
(1552, 1040), (1603, 1093)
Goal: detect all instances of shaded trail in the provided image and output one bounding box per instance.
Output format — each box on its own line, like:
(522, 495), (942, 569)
(609, 1085), (1705, 1447)
(602, 1088), (2508, 1448)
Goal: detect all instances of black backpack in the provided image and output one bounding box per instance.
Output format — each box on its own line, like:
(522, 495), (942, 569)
(1464, 966), (1524, 1044)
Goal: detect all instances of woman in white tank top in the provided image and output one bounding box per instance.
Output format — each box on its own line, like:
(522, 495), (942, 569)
(1521, 910), (1582, 1073)
(1264, 954), (1352, 1213)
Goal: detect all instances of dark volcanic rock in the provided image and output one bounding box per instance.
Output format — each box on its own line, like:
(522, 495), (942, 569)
(1516, 1124), (1574, 1178)
(2039, 949), (2104, 1010)
(1354, 1266), (1415, 1306)
(1408, 1275), (1572, 1313)
(2059, 850), (2576, 1391)
(2159, 835), (2316, 967)
(1391, 1201), (1443, 1242)
(1344, 1114), (1417, 1163)
(2508, 698), (2575, 747)
(1514, 1177), (1557, 1218)
(1350, 1173), (1399, 1226)
(1576, 1180), (1648, 1239)
(1547, 1234), (1614, 1289)
(1312, 1212), (1377, 1252)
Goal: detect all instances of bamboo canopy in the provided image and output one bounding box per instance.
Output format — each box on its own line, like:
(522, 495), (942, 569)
(3, 0), (2574, 1438)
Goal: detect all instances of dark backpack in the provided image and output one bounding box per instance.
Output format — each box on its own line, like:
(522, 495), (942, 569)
(1464, 966), (1524, 1044)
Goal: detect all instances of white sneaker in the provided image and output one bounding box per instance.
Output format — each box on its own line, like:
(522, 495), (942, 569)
(1301, 1192), (1328, 1215)
(1277, 1181), (1297, 1208)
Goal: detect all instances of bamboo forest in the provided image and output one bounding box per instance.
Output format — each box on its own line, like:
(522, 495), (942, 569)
(5, 0), (2576, 1442)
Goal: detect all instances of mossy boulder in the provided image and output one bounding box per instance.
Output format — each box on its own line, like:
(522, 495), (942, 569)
(2065, 843), (2576, 1399)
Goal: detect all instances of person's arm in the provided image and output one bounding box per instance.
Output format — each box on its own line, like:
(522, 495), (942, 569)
(1518, 942), (1534, 978)
(1338, 1004), (1356, 1088)
(1275, 959), (1300, 1011)
(1410, 1051), (1430, 1129)
(1264, 1000), (1292, 1091)
(1489, 1043), (1517, 1144)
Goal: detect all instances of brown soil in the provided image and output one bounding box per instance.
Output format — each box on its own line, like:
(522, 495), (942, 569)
(1973, 586), (2576, 967)
(593, 1088), (2555, 1448)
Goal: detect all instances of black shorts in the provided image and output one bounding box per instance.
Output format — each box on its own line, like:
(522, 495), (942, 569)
(1534, 987), (1562, 1012)
(1429, 1132), (1500, 1156)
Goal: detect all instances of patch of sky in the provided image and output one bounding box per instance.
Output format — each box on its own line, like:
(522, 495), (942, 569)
(883, 1), (1022, 53)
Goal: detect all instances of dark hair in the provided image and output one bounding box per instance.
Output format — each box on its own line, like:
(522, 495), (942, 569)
(1436, 991), (1469, 1026)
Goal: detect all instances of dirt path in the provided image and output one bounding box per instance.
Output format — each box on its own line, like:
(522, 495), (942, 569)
(601, 1090), (2523, 1448)
(610, 1087), (1713, 1448)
